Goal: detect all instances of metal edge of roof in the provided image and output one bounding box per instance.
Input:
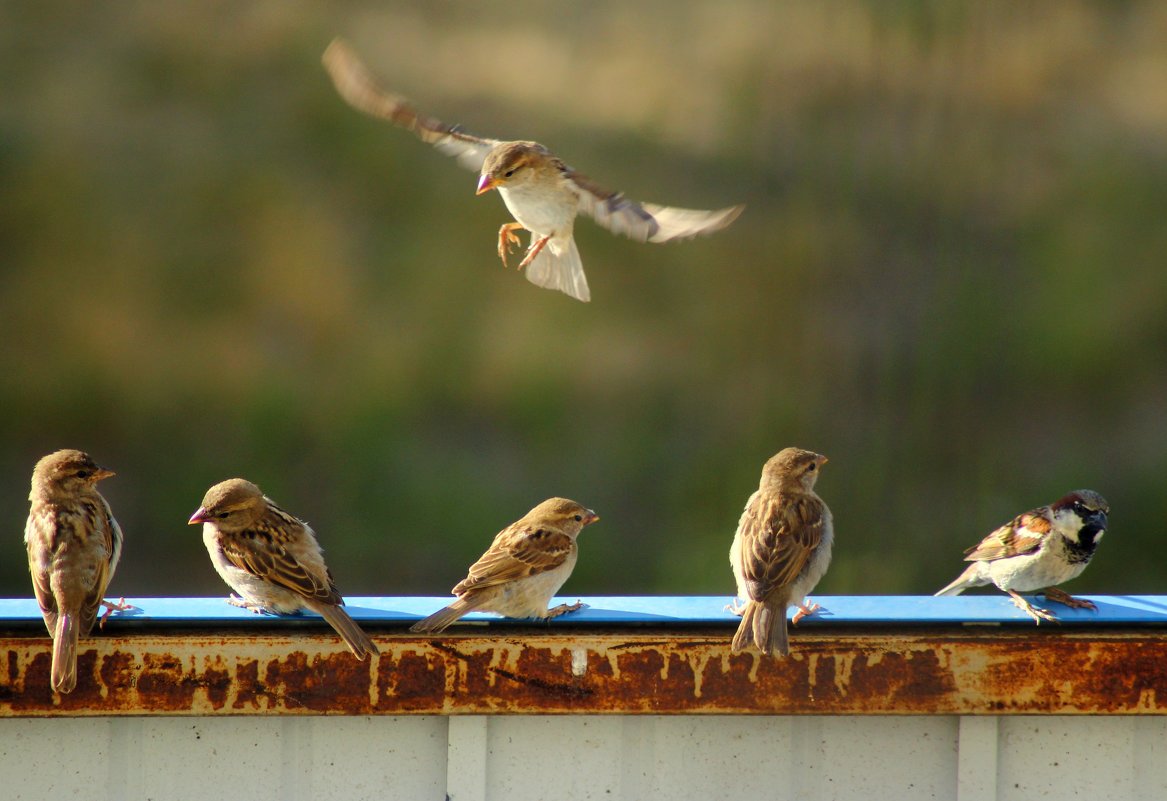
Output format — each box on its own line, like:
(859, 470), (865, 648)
(1, 594), (1164, 628)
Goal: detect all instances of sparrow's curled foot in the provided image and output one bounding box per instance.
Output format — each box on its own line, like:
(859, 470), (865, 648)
(98, 597), (137, 629)
(497, 223), (524, 267)
(791, 599), (822, 626)
(546, 600), (586, 618)
(1008, 590), (1059, 624)
(1041, 586), (1097, 611)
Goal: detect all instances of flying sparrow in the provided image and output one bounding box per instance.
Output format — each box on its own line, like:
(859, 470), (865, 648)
(25, 449), (124, 693)
(729, 448), (833, 657)
(935, 490), (1109, 624)
(189, 478), (378, 659)
(322, 37), (744, 303)
(411, 497), (599, 633)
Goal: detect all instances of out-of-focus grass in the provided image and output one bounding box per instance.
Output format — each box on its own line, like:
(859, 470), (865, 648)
(0, 1), (1163, 601)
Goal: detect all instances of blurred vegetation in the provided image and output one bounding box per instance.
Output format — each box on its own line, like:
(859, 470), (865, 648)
(1, 1), (1164, 602)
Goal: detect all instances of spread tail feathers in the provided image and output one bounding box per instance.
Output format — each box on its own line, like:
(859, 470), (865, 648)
(731, 600), (789, 657)
(524, 237), (590, 302)
(410, 598), (477, 634)
(313, 603), (379, 660)
(51, 612), (80, 693)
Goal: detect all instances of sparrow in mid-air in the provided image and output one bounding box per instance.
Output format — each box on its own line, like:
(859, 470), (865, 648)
(934, 490), (1109, 624)
(411, 497), (599, 633)
(729, 448), (833, 657)
(189, 478), (378, 659)
(322, 37), (744, 303)
(25, 449), (125, 693)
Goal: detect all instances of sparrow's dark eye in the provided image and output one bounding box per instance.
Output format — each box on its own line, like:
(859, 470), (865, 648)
(76, 470), (90, 479)
(216, 512), (230, 519)
(806, 463), (816, 472)
(573, 514), (583, 522)
(504, 168), (517, 177)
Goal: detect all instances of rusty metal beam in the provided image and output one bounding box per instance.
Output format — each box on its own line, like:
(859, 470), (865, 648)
(2, 626), (1164, 716)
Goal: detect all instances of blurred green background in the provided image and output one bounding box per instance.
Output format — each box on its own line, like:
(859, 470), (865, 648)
(1, 1), (1164, 602)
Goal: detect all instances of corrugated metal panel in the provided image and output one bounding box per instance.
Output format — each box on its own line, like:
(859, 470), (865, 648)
(0, 716), (448, 801)
(3, 715), (1166, 801)
(2, 596), (1165, 716)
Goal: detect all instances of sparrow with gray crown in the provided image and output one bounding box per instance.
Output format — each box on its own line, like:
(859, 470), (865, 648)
(411, 497), (599, 633)
(322, 37), (744, 303)
(935, 490), (1109, 624)
(729, 448), (834, 657)
(25, 449), (125, 693)
(189, 478), (378, 659)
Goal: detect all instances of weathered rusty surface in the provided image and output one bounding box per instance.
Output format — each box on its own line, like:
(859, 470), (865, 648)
(1, 626), (1165, 716)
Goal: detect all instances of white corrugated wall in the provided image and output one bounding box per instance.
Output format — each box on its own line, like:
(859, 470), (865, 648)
(3, 715), (1165, 801)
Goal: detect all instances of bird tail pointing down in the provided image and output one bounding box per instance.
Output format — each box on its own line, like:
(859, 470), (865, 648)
(731, 600), (789, 657)
(524, 236), (590, 302)
(52, 611), (80, 693)
(312, 603), (378, 660)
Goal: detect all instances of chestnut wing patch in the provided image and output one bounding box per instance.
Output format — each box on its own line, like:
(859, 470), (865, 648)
(964, 511), (1049, 561)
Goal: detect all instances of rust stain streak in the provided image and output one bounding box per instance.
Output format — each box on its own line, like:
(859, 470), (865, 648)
(488, 665), (594, 699)
(1, 627), (1165, 717)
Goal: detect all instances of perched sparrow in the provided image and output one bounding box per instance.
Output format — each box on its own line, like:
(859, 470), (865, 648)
(411, 497), (599, 633)
(935, 490), (1109, 624)
(322, 37), (744, 303)
(189, 479), (378, 659)
(729, 448), (833, 657)
(25, 449), (124, 693)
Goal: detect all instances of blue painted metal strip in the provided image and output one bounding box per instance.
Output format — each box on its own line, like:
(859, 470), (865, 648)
(1, 595), (1165, 627)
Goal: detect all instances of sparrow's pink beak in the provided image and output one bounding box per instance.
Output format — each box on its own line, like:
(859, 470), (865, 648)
(816, 455), (829, 468)
(93, 468), (116, 482)
(582, 510), (600, 526)
(187, 507), (211, 526)
(476, 174), (496, 195)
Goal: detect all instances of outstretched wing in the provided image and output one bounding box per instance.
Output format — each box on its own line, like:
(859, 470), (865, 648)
(322, 37), (498, 172)
(565, 167), (744, 243)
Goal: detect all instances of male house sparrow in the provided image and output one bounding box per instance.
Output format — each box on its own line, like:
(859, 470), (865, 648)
(322, 37), (744, 303)
(189, 479), (378, 659)
(729, 448), (833, 657)
(25, 449), (124, 693)
(935, 490), (1109, 624)
(411, 497), (599, 633)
